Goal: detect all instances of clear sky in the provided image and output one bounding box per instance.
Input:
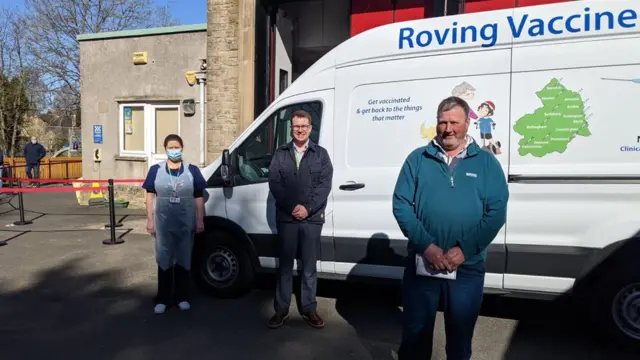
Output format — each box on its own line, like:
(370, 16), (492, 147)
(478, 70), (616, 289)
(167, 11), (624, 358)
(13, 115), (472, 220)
(155, 0), (207, 25)
(0, 0), (207, 26)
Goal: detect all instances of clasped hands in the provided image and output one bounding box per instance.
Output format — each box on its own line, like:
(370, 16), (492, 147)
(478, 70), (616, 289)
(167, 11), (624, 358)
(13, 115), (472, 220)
(424, 244), (465, 272)
(292, 205), (309, 220)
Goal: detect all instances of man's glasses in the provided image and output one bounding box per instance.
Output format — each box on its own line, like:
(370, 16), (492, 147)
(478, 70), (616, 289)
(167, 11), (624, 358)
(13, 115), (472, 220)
(292, 125), (310, 130)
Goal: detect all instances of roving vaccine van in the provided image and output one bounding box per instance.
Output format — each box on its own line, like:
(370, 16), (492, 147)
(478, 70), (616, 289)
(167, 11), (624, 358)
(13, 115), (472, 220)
(194, 0), (640, 349)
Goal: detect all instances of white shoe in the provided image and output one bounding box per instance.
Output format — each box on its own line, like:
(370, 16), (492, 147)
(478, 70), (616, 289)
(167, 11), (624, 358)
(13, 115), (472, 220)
(154, 304), (167, 314)
(178, 301), (191, 311)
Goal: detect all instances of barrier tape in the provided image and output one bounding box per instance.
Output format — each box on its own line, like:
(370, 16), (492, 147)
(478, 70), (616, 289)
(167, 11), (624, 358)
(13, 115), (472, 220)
(0, 168), (132, 246)
(22, 178), (144, 184)
(2, 160), (82, 166)
(20, 178), (98, 183)
(0, 186), (109, 193)
(0, 177), (144, 184)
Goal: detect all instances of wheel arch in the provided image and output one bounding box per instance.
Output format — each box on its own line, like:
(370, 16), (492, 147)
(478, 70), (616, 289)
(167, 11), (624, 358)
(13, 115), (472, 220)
(196, 216), (260, 270)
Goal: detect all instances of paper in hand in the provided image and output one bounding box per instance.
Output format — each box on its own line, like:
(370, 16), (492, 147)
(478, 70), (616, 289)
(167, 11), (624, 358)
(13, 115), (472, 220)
(415, 254), (457, 280)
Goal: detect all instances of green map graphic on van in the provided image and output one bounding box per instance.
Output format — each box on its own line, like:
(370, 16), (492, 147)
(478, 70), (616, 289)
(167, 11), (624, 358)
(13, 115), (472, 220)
(513, 78), (591, 157)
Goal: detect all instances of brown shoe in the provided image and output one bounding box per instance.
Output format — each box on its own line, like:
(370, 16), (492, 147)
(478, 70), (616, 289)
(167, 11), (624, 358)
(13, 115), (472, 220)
(267, 312), (290, 329)
(301, 311), (324, 329)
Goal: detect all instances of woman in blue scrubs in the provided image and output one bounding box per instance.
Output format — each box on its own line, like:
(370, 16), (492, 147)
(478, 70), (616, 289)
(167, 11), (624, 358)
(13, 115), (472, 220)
(142, 134), (207, 314)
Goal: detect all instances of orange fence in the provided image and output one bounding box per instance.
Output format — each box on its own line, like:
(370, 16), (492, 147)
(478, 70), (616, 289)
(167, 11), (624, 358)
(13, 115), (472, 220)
(2, 157), (82, 179)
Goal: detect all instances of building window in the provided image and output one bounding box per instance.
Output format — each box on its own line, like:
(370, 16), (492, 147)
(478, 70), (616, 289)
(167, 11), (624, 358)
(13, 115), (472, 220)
(154, 107), (180, 154)
(119, 103), (181, 159)
(122, 106), (145, 152)
(279, 69), (289, 95)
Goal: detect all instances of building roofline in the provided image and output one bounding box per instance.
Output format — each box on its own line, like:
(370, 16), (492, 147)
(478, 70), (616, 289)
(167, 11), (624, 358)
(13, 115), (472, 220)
(76, 23), (206, 42)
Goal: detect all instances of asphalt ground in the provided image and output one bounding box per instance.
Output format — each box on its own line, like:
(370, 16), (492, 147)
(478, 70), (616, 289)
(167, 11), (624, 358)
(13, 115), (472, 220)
(0, 191), (636, 360)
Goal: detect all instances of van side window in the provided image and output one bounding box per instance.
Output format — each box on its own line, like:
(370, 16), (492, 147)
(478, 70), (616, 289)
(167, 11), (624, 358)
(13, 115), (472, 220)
(235, 101), (323, 185)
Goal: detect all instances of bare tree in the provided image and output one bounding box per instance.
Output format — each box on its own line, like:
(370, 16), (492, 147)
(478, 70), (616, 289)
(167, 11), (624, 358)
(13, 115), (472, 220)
(0, 8), (35, 155)
(23, 0), (180, 109)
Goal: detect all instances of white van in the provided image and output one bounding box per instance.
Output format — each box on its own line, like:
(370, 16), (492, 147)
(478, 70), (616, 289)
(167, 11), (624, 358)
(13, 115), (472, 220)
(196, 0), (640, 348)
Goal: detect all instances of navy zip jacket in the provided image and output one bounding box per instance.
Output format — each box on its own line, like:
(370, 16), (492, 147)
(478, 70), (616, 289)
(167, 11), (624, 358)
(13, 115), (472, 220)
(23, 143), (46, 164)
(268, 140), (333, 224)
(392, 138), (509, 265)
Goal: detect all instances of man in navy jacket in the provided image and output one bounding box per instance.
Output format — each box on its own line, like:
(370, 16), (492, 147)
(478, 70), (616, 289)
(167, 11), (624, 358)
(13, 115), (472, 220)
(23, 136), (46, 187)
(267, 110), (333, 330)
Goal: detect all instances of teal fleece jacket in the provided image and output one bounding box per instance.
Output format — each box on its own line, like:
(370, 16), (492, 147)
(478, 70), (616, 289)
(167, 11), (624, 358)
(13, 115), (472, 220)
(392, 139), (509, 265)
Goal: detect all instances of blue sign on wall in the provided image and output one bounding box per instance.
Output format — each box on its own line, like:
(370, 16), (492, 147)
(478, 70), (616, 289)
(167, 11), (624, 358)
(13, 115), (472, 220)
(93, 125), (103, 144)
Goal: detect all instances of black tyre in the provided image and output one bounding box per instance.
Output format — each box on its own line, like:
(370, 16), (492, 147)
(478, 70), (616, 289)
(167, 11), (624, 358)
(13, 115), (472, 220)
(193, 230), (255, 299)
(590, 266), (640, 351)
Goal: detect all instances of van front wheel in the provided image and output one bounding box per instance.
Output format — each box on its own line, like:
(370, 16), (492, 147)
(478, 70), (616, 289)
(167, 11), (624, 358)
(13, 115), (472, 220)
(194, 231), (255, 298)
(592, 267), (640, 350)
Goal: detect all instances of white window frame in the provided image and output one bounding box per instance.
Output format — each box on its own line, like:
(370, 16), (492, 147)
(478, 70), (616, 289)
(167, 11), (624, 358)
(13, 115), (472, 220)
(150, 104), (182, 156)
(118, 102), (181, 158)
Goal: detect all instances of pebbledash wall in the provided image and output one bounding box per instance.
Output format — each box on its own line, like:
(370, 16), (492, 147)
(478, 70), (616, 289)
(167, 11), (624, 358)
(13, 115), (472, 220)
(78, 26), (207, 186)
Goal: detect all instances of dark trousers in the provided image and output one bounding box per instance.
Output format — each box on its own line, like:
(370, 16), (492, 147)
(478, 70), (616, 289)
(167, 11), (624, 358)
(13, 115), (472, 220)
(274, 221), (322, 314)
(398, 260), (486, 360)
(26, 163), (40, 179)
(154, 265), (190, 306)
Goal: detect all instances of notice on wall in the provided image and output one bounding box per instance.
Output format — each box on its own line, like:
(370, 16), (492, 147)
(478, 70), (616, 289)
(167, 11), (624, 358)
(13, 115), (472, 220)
(93, 125), (103, 144)
(124, 107), (133, 134)
(355, 96), (423, 122)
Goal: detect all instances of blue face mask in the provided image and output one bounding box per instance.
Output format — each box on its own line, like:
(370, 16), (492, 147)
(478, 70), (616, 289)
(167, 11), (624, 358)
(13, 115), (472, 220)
(167, 149), (182, 161)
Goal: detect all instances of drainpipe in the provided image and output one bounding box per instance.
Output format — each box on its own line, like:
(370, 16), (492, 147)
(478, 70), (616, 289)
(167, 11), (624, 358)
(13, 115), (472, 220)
(268, 5), (278, 103)
(196, 70), (207, 168)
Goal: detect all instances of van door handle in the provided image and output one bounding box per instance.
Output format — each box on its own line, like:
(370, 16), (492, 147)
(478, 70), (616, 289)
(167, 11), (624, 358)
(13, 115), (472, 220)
(339, 182), (365, 191)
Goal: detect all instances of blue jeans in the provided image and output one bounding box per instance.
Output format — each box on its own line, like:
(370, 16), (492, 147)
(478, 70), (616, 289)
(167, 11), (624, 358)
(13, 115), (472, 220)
(26, 163), (40, 179)
(398, 258), (486, 360)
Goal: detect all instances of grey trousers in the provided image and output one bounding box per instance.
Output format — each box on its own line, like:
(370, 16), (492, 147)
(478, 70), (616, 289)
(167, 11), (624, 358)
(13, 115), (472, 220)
(274, 221), (322, 314)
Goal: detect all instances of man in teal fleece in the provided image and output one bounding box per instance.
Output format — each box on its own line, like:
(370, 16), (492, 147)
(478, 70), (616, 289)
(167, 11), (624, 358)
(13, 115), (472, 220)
(392, 96), (509, 360)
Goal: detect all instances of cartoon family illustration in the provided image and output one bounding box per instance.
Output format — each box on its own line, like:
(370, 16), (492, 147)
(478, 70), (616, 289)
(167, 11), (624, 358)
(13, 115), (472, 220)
(420, 81), (502, 155)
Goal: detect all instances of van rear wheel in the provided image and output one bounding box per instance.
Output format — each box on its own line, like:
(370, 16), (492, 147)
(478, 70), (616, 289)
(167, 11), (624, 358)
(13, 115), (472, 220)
(591, 267), (640, 350)
(194, 231), (255, 298)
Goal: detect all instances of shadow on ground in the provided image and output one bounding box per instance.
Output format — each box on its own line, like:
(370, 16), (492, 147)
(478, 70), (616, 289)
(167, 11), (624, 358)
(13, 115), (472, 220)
(256, 273), (638, 360)
(0, 259), (637, 360)
(0, 257), (360, 360)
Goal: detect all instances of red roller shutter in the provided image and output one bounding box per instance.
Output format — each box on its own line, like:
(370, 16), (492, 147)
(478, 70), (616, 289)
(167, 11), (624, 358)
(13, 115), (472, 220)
(464, 0), (516, 13)
(395, 0), (425, 22)
(350, 0), (394, 37)
(517, 0), (572, 7)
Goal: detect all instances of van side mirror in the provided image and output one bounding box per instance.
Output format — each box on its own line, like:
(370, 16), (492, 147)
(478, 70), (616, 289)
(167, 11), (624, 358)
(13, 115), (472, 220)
(220, 149), (232, 186)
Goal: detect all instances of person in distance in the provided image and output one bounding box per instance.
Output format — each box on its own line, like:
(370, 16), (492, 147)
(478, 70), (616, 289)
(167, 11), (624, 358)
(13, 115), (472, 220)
(392, 96), (509, 360)
(141, 134), (207, 315)
(23, 136), (46, 188)
(267, 109), (333, 330)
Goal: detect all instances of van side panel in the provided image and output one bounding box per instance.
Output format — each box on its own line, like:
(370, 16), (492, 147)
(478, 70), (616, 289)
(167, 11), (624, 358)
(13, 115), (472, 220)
(332, 49), (512, 289)
(505, 34), (640, 293)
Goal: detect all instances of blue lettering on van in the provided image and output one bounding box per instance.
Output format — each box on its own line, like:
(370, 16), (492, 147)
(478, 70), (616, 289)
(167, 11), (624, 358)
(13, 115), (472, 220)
(398, 7), (638, 50)
(399, 22), (498, 49)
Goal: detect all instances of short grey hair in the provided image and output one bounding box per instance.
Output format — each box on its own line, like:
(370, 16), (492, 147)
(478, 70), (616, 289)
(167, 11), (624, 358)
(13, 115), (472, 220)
(437, 96), (470, 119)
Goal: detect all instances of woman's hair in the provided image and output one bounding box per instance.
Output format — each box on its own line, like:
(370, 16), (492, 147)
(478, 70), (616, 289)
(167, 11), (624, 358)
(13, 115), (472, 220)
(163, 134), (184, 148)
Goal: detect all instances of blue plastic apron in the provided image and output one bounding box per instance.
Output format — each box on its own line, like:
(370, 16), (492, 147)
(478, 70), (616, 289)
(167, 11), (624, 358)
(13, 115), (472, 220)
(153, 160), (196, 271)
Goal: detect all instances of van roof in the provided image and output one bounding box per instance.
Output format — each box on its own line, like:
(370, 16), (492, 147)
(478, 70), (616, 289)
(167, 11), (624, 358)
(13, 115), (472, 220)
(274, 0), (639, 107)
(303, 0), (639, 76)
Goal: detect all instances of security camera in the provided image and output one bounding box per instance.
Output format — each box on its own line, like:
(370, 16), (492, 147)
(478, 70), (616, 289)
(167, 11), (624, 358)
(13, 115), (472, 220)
(199, 59), (207, 71)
